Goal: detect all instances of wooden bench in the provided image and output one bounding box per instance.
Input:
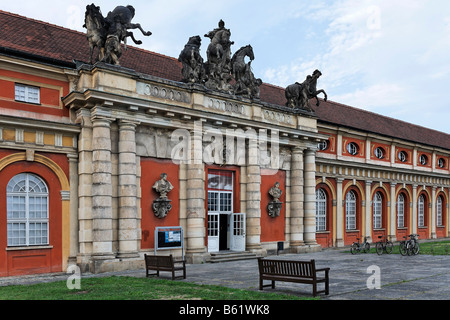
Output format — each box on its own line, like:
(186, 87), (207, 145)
(258, 258), (330, 297)
(144, 254), (186, 280)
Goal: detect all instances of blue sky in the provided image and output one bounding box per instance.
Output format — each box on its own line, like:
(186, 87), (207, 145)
(2, 0), (450, 135)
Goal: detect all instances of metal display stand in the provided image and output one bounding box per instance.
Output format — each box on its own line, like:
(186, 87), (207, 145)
(154, 226), (184, 261)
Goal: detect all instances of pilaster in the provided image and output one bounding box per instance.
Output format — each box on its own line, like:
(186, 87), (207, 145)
(290, 147), (305, 249)
(117, 120), (140, 258)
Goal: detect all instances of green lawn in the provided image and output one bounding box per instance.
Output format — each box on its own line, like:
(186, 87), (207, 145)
(357, 240), (450, 255)
(0, 276), (312, 300)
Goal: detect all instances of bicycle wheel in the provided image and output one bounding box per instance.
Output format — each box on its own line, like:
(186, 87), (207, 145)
(363, 242), (370, 253)
(399, 242), (407, 256)
(406, 242), (414, 256)
(350, 243), (358, 254)
(385, 241), (394, 254)
(412, 242), (420, 255)
(376, 242), (383, 255)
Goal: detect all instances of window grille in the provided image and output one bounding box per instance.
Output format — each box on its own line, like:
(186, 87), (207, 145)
(315, 188), (327, 231)
(437, 196), (443, 227)
(345, 191), (357, 230)
(418, 195), (425, 227)
(373, 192), (382, 229)
(397, 194), (405, 228)
(7, 173), (49, 246)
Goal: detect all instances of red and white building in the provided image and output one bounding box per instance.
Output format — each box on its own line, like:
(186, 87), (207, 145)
(0, 10), (448, 276)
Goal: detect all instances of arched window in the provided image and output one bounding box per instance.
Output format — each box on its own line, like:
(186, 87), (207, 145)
(315, 188), (327, 231)
(397, 194), (405, 228)
(418, 195), (425, 227)
(345, 190), (357, 230)
(437, 196), (443, 227)
(7, 173), (49, 246)
(373, 192), (383, 229)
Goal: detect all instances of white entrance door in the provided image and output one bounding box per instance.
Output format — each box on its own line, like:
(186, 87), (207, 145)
(230, 212), (246, 251)
(207, 212), (220, 252)
(207, 190), (233, 252)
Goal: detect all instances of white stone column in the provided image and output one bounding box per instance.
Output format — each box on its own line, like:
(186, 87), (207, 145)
(390, 182), (397, 241)
(68, 154), (79, 264)
(117, 120), (140, 258)
(412, 184), (418, 233)
(290, 147), (305, 249)
(91, 117), (115, 260)
(246, 135), (262, 252)
(336, 178), (344, 247)
(431, 186), (437, 239)
(186, 122), (206, 262)
(365, 180), (372, 241)
(447, 188), (450, 237)
(304, 148), (317, 245)
(76, 108), (94, 269)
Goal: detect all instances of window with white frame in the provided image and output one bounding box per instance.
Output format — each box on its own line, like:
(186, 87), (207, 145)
(345, 191), (357, 230)
(7, 173), (49, 246)
(419, 154), (428, 166)
(315, 188), (327, 231)
(15, 83), (40, 104)
(346, 142), (359, 156)
(374, 147), (385, 159)
(398, 151), (408, 163)
(373, 192), (383, 229)
(397, 194), (405, 228)
(418, 195), (425, 227)
(437, 196), (443, 227)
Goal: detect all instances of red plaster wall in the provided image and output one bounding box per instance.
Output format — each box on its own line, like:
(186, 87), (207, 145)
(140, 158), (179, 249)
(260, 169), (286, 243)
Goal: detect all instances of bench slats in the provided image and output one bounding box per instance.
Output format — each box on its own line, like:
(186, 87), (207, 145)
(258, 258), (329, 297)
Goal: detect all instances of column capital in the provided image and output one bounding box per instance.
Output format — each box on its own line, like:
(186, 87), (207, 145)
(118, 119), (140, 129)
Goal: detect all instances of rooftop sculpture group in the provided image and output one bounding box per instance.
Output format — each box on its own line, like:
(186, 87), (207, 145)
(83, 4), (326, 111)
(179, 20), (262, 100)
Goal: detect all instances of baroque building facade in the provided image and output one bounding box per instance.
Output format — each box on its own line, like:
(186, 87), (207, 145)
(0, 9), (448, 276)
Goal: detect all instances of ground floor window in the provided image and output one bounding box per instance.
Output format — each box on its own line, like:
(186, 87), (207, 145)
(345, 190), (357, 230)
(373, 192), (382, 229)
(6, 173), (49, 246)
(316, 188), (327, 231)
(397, 193), (405, 228)
(437, 196), (443, 227)
(418, 195), (425, 227)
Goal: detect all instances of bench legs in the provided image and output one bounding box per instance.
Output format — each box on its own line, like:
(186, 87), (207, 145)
(259, 277), (329, 297)
(259, 278), (275, 290)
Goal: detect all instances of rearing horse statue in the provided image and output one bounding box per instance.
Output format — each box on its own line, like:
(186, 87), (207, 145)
(285, 70), (328, 111)
(83, 4), (151, 65)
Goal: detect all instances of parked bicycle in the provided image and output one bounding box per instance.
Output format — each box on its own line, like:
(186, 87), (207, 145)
(375, 235), (393, 255)
(350, 236), (370, 254)
(406, 234), (420, 256)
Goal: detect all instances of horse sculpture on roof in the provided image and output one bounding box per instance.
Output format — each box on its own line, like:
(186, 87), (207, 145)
(285, 70), (328, 111)
(83, 3), (151, 65)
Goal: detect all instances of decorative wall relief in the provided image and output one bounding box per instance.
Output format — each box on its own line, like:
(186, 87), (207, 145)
(152, 173), (174, 218)
(267, 182), (283, 218)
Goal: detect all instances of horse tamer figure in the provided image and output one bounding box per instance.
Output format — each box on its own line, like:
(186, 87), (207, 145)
(83, 3), (151, 65)
(285, 70), (328, 111)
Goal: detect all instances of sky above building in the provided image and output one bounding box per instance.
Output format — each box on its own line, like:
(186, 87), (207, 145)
(2, 0), (450, 134)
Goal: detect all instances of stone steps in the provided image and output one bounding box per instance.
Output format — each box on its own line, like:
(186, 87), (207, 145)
(209, 251), (259, 263)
